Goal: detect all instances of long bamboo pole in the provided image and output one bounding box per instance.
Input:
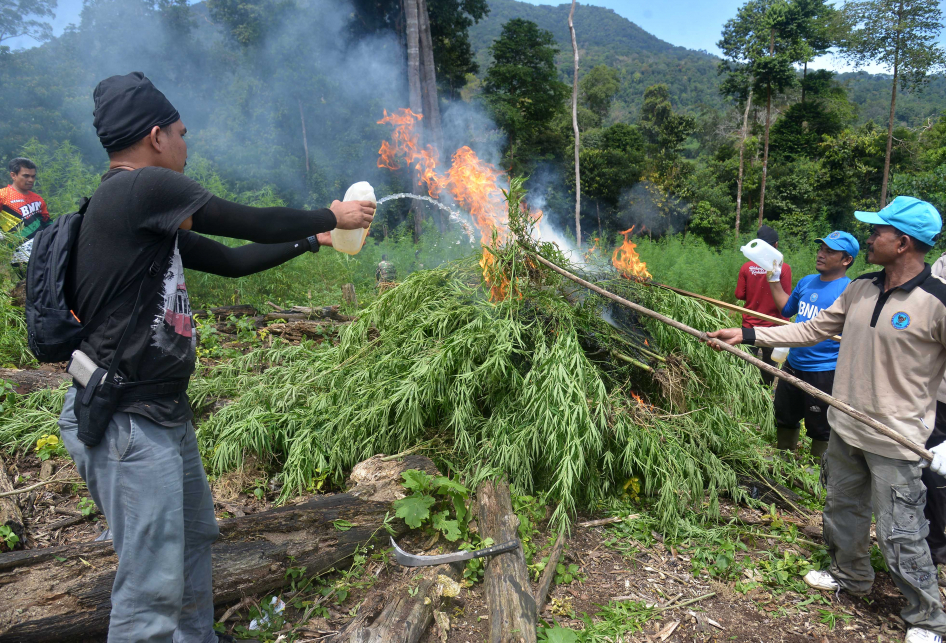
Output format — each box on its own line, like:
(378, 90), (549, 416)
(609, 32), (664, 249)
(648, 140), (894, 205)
(529, 252), (933, 461)
(643, 281), (843, 343)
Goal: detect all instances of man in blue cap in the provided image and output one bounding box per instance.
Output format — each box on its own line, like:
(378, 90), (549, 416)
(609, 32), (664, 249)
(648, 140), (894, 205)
(764, 231), (859, 461)
(709, 196), (946, 642)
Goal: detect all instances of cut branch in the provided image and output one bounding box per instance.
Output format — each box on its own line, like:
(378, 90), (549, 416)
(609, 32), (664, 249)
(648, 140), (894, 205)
(534, 532), (565, 615)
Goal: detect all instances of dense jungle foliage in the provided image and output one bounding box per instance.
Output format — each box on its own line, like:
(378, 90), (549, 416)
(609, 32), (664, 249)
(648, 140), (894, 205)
(0, 0), (944, 250)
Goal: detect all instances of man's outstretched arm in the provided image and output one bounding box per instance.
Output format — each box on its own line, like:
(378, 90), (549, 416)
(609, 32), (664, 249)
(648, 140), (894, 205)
(178, 230), (329, 278)
(708, 294), (847, 349)
(179, 196), (374, 241)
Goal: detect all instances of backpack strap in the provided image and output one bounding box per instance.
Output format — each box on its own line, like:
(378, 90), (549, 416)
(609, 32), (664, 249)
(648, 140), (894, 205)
(102, 233), (178, 385)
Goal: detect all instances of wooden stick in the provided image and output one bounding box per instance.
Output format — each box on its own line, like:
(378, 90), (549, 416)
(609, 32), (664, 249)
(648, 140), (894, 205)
(644, 281), (843, 343)
(530, 252), (933, 462)
(578, 515), (632, 528)
(653, 592), (716, 611)
(218, 595), (255, 624)
(0, 477), (83, 499)
(534, 532), (565, 614)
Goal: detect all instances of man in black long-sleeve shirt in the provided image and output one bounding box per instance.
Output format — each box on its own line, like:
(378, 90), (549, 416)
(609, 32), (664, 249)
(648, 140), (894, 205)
(56, 72), (374, 643)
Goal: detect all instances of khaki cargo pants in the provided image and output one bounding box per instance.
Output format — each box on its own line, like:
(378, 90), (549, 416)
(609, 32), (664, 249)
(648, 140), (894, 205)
(823, 433), (946, 633)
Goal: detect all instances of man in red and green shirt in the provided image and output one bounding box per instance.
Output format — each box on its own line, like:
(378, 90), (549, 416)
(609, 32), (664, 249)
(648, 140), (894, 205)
(0, 157), (49, 265)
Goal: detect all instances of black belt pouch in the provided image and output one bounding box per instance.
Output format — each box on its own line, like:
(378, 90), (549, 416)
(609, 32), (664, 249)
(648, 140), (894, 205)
(75, 367), (120, 448)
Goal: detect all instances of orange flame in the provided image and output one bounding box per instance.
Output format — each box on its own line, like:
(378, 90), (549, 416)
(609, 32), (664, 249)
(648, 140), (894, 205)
(631, 392), (651, 408)
(378, 108), (532, 300)
(584, 237), (600, 262)
(612, 226), (651, 280)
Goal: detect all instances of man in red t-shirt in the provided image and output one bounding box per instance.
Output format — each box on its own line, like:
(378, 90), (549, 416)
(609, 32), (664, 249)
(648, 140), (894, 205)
(735, 225), (792, 385)
(0, 157), (49, 266)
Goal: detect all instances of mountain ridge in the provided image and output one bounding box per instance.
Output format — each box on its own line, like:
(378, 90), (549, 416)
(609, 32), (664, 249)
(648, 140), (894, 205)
(469, 0), (946, 125)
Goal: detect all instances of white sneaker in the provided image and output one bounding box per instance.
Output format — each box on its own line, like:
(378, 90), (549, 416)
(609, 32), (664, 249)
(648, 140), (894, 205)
(905, 628), (942, 643)
(803, 569), (840, 591)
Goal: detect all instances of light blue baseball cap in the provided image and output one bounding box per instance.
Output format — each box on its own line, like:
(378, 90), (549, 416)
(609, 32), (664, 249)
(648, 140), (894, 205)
(854, 196), (942, 247)
(816, 231), (859, 258)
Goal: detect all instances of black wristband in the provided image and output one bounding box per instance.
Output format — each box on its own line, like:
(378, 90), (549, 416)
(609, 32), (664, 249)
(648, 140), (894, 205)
(741, 327), (756, 345)
(307, 235), (320, 253)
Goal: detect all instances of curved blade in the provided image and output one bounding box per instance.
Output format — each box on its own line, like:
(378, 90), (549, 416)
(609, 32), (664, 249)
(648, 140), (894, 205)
(390, 536), (519, 567)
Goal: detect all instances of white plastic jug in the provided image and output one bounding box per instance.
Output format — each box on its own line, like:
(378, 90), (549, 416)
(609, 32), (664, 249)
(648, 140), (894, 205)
(330, 181), (376, 255)
(740, 238), (783, 274)
(771, 346), (789, 364)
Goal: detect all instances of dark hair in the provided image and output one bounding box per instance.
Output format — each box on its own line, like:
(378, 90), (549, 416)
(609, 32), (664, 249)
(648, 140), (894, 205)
(910, 237), (934, 254)
(8, 158), (36, 175)
(757, 224), (779, 246)
(841, 252), (854, 269)
(893, 227), (934, 254)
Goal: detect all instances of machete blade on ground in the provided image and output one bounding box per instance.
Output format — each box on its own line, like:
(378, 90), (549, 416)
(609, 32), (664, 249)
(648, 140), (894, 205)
(390, 536), (520, 567)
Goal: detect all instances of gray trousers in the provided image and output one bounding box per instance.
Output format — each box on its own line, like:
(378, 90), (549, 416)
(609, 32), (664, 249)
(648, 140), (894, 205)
(823, 432), (946, 633)
(58, 387), (220, 643)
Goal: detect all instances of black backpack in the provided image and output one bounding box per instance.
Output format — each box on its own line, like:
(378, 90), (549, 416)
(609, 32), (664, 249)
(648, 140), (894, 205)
(25, 198), (94, 363)
(24, 197), (173, 363)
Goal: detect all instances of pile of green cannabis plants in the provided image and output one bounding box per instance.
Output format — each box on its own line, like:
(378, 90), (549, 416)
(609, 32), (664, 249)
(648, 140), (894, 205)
(191, 247), (780, 533)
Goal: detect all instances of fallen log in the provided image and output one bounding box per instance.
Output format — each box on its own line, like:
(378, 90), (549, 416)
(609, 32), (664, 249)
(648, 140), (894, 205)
(266, 320), (342, 342)
(476, 480), (537, 643)
(336, 563), (461, 643)
(192, 304), (259, 319)
(0, 454), (436, 642)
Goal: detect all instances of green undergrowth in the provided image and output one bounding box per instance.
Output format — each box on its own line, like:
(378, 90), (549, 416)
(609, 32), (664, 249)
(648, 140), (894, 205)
(0, 291), (33, 368)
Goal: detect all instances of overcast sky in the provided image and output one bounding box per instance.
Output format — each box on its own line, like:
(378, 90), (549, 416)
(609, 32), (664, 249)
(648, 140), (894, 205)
(10, 0), (946, 74)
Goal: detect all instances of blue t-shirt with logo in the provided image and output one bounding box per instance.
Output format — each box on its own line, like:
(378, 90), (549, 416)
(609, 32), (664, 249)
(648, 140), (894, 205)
(782, 274), (851, 371)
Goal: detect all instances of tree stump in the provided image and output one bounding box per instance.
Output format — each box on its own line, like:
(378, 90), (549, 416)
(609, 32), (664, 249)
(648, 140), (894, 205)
(342, 283), (358, 307)
(337, 563), (461, 643)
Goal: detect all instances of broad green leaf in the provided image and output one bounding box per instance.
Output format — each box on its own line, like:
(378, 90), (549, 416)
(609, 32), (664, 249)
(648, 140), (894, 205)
(431, 512), (461, 541)
(393, 494), (435, 528)
(452, 493), (468, 524)
(432, 476), (470, 496)
(539, 626), (580, 643)
(401, 470), (433, 494)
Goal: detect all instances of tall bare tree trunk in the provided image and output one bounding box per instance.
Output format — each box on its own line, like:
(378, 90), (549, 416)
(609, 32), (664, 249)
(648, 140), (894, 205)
(881, 3), (904, 208)
(403, 0), (424, 242)
(757, 29), (775, 227)
(801, 60), (807, 105)
(568, 0), (581, 249)
(735, 93), (752, 243)
(417, 0), (442, 154)
(416, 0), (445, 233)
(298, 99), (310, 178)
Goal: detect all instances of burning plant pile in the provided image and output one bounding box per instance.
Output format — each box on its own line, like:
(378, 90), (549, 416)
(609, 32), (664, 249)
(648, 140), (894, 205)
(181, 175), (790, 533)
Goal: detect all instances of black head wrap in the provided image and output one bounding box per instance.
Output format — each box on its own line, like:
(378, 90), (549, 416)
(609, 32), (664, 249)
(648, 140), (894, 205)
(92, 72), (180, 153)
(757, 224), (779, 246)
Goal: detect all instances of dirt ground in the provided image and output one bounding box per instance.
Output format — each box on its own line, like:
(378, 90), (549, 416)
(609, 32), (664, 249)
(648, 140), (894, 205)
(0, 320), (930, 643)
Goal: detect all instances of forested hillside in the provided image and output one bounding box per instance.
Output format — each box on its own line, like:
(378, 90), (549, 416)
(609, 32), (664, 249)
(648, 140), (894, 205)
(469, 0), (724, 118)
